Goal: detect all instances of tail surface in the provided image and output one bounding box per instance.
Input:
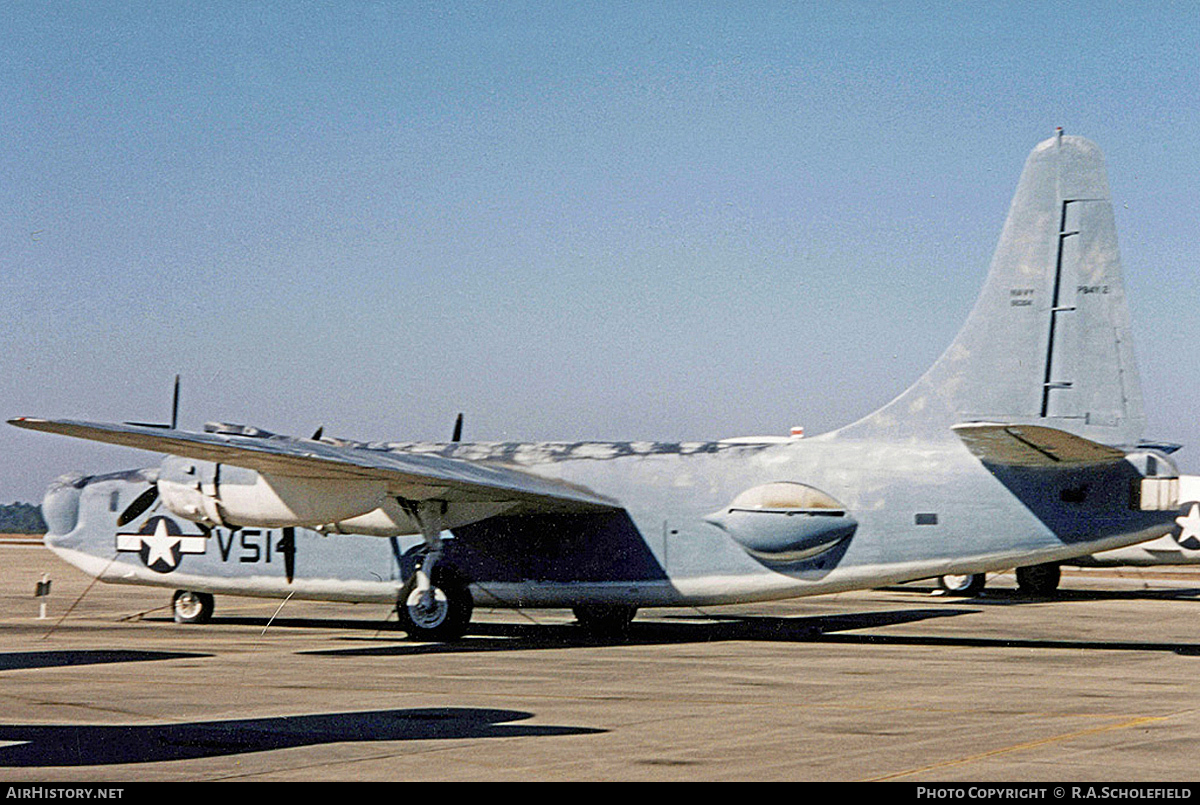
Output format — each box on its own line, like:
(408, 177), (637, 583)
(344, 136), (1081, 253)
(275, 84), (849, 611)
(838, 132), (1144, 445)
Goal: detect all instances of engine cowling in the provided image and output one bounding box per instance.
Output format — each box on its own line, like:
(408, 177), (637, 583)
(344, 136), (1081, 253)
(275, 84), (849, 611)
(158, 456), (387, 529)
(320, 497), (516, 537)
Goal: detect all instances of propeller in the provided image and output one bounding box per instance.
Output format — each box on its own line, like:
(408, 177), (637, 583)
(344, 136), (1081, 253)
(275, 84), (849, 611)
(115, 484), (160, 527)
(119, 406), (466, 589)
(115, 375), (179, 523)
(170, 374), (180, 429)
(125, 374), (181, 430)
(280, 527), (296, 583)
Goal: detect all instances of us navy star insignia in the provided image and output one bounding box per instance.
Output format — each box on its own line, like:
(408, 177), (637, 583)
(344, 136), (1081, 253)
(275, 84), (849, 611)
(115, 516), (207, 573)
(1173, 502), (1200, 550)
(142, 517), (180, 567)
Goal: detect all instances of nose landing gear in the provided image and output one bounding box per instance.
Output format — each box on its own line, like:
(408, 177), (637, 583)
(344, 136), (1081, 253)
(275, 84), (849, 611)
(172, 589), (214, 624)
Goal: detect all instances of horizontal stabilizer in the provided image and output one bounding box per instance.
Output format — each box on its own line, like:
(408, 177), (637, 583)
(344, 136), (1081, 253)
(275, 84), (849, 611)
(8, 417), (619, 512)
(952, 423), (1127, 467)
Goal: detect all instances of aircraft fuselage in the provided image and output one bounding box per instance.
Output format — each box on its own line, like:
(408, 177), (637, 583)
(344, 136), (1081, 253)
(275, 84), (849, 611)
(44, 431), (1177, 610)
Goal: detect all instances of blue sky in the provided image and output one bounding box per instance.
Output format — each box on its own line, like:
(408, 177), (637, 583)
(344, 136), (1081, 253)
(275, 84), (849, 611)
(3, 2), (1198, 502)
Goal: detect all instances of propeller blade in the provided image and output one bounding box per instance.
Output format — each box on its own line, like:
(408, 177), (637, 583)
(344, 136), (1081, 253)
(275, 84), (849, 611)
(123, 374), (182, 430)
(280, 527), (296, 584)
(170, 375), (180, 430)
(116, 485), (160, 527)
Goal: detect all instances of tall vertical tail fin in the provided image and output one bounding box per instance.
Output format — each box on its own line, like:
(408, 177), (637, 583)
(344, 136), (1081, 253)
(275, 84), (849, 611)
(839, 132), (1145, 444)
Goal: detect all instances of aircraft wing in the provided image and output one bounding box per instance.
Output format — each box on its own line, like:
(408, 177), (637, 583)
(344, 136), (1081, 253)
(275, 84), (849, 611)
(8, 417), (618, 511)
(952, 423), (1128, 467)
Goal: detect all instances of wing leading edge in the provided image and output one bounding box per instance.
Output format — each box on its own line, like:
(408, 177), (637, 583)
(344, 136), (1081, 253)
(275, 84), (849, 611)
(8, 417), (619, 512)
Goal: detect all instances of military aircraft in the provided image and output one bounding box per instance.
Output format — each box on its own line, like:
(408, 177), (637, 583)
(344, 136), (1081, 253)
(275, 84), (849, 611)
(936, 475), (1200, 596)
(10, 132), (1186, 640)
(1082, 474), (1200, 566)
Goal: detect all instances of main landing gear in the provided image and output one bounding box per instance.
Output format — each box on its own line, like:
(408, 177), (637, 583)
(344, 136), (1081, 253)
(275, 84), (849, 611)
(396, 565), (474, 641)
(572, 604), (638, 635)
(1015, 562), (1061, 596)
(393, 500), (475, 641)
(936, 573), (986, 596)
(935, 562), (1062, 597)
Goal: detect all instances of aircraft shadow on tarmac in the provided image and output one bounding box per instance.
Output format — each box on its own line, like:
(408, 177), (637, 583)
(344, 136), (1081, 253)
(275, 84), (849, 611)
(888, 585), (1200, 605)
(1013, 586), (1200, 603)
(139, 605), (973, 642)
(285, 602), (1200, 659)
(675, 603), (1200, 658)
(0, 649), (209, 673)
(134, 596), (1200, 659)
(303, 606), (980, 656)
(0, 708), (603, 767)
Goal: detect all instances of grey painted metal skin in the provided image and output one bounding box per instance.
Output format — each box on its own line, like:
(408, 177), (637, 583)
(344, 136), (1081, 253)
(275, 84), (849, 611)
(39, 469), (413, 604)
(12, 134), (1185, 615)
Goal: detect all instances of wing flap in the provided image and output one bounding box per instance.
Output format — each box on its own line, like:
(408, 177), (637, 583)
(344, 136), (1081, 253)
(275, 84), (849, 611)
(952, 423), (1128, 467)
(9, 417), (618, 511)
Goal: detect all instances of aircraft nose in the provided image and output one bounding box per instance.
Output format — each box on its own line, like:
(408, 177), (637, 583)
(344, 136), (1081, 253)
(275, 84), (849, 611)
(41, 472), (87, 541)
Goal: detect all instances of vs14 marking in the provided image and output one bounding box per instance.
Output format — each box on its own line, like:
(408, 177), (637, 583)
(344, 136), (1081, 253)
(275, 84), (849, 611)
(115, 516), (293, 573)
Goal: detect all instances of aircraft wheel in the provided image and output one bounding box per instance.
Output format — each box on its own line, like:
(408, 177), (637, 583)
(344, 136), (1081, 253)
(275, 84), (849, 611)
(172, 590), (214, 624)
(397, 567), (473, 641)
(937, 573), (986, 596)
(1015, 563), (1061, 596)
(572, 604), (638, 635)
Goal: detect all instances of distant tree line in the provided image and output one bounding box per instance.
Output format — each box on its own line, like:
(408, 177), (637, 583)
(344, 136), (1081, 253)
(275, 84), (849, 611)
(0, 502), (46, 533)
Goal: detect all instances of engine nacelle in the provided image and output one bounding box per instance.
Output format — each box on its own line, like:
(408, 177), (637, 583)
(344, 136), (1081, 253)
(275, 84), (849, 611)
(321, 497), (421, 536)
(158, 457), (386, 529)
(320, 497), (516, 537)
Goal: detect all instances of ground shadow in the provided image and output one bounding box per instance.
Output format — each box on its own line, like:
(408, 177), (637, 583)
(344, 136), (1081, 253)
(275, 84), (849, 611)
(812, 630), (1200, 656)
(885, 584), (1200, 605)
(0, 707), (603, 767)
(0, 650), (209, 672)
(305, 606), (979, 657)
(173, 615), (403, 631)
(303, 601), (1200, 659)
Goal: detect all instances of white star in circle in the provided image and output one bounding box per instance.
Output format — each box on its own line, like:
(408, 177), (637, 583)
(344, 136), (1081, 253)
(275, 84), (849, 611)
(142, 518), (181, 569)
(1174, 503), (1200, 550)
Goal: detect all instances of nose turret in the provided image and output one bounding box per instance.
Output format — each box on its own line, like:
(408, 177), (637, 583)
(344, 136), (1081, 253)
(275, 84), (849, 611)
(40, 468), (160, 551)
(41, 472), (87, 543)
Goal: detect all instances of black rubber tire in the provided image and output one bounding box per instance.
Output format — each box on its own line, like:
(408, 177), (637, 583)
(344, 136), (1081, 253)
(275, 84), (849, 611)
(396, 567), (473, 641)
(1015, 563), (1061, 596)
(572, 604), (638, 635)
(937, 573), (986, 596)
(172, 590), (214, 624)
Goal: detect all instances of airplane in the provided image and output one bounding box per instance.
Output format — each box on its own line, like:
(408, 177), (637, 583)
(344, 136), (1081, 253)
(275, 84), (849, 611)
(9, 131), (1188, 640)
(936, 476), (1200, 596)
